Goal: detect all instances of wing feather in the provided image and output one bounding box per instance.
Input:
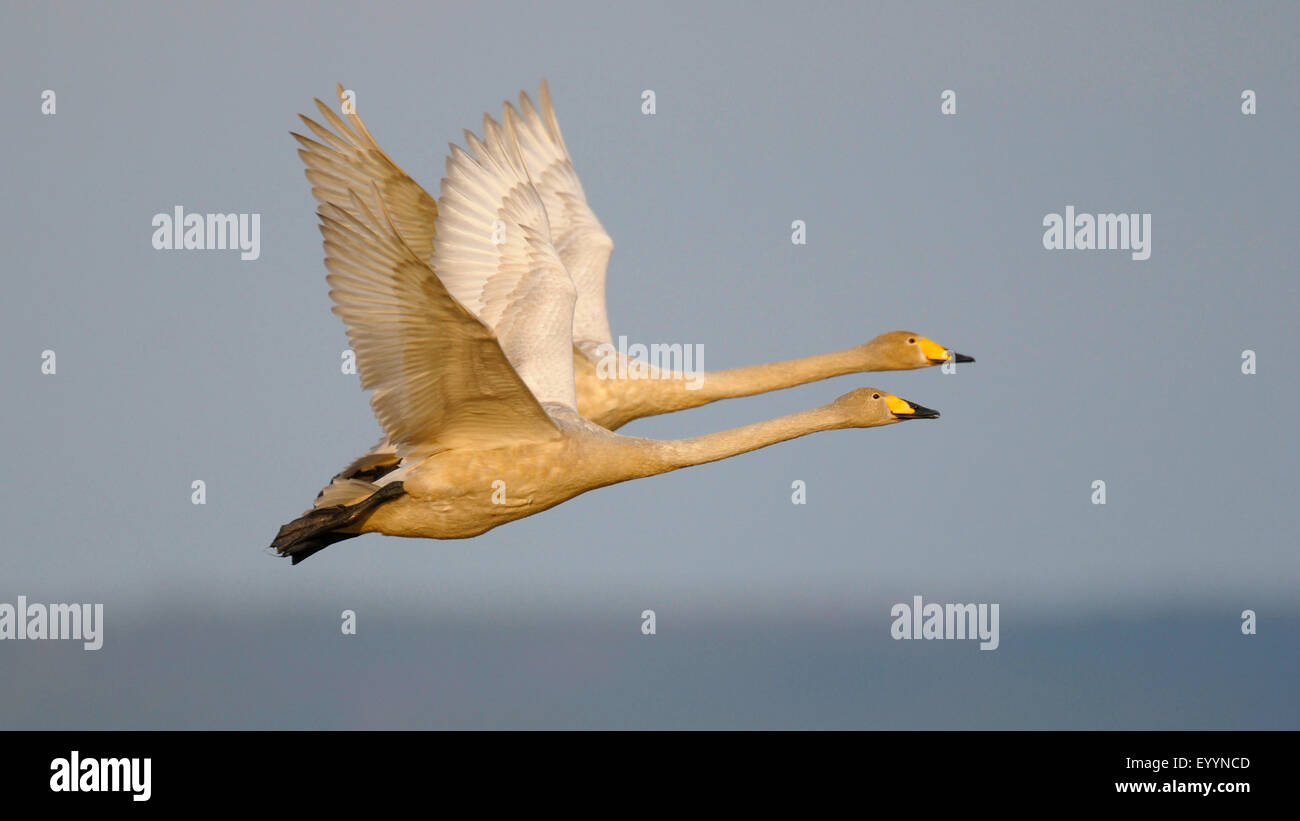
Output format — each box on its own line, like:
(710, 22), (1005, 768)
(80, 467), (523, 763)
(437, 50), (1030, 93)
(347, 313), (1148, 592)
(318, 189), (560, 456)
(432, 110), (579, 410)
(508, 80), (615, 348)
(293, 85), (438, 262)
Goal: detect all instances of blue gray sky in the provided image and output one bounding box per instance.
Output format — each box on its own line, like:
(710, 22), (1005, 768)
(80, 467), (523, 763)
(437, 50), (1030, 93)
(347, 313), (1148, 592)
(2, 1), (1296, 728)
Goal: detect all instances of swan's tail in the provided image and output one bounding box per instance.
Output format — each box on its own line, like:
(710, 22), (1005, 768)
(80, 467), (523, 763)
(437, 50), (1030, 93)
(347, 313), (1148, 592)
(271, 480), (404, 564)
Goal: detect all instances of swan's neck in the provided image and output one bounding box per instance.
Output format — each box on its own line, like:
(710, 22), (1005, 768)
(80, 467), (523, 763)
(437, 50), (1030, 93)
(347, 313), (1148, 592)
(611, 343), (881, 421)
(619, 403), (850, 478)
(574, 341), (899, 430)
(694, 345), (883, 401)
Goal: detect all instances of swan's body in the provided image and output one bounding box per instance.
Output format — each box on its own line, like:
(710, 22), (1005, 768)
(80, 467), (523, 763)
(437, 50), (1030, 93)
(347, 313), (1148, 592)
(272, 94), (941, 562)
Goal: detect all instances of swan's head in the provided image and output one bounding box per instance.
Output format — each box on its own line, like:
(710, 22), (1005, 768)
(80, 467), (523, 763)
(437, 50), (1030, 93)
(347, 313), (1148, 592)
(867, 331), (974, 369)
(832, 387), (940, 427)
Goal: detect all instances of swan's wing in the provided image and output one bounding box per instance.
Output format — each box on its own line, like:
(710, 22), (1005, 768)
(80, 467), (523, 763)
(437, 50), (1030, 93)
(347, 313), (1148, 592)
(318, 190), (561, 457)
(508, 80), (615, 349)
(293, 86), (438, 262)
(433, 109), (579, 410)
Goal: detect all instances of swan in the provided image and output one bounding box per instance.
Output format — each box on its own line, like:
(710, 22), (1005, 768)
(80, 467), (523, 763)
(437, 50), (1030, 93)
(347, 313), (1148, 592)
(291, 81), (972, 434)
(272, 106), (940, 563)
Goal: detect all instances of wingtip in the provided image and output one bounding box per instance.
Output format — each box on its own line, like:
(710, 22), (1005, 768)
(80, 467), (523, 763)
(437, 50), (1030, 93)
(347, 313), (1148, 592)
(499, 106), (529, 173)
(535, 78), (567, 153)
(462, 127), (485, 158)
(503, 96), (521, 122)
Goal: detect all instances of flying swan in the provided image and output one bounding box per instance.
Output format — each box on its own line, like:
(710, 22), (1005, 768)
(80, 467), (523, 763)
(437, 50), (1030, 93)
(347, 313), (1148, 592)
(272, 104), (941, 562)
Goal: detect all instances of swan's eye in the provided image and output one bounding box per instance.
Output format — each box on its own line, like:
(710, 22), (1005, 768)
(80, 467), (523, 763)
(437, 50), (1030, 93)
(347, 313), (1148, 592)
(908, 338), (916, 344)
(872, 393), (880, 399)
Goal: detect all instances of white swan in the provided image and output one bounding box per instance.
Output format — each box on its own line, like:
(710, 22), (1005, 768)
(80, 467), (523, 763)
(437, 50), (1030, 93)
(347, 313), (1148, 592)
(272, 106), (940, 562)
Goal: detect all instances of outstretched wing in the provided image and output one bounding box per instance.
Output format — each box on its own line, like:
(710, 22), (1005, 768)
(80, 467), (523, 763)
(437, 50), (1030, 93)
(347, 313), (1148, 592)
(432, 109), (579, 410)
(293, 85), (438, 262)
(319, 189), (561, 457)
(508, 80), (615, 349)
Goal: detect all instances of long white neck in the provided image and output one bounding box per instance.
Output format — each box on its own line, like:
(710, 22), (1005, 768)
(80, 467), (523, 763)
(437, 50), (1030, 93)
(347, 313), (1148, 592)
(614, 403), (857, 481)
